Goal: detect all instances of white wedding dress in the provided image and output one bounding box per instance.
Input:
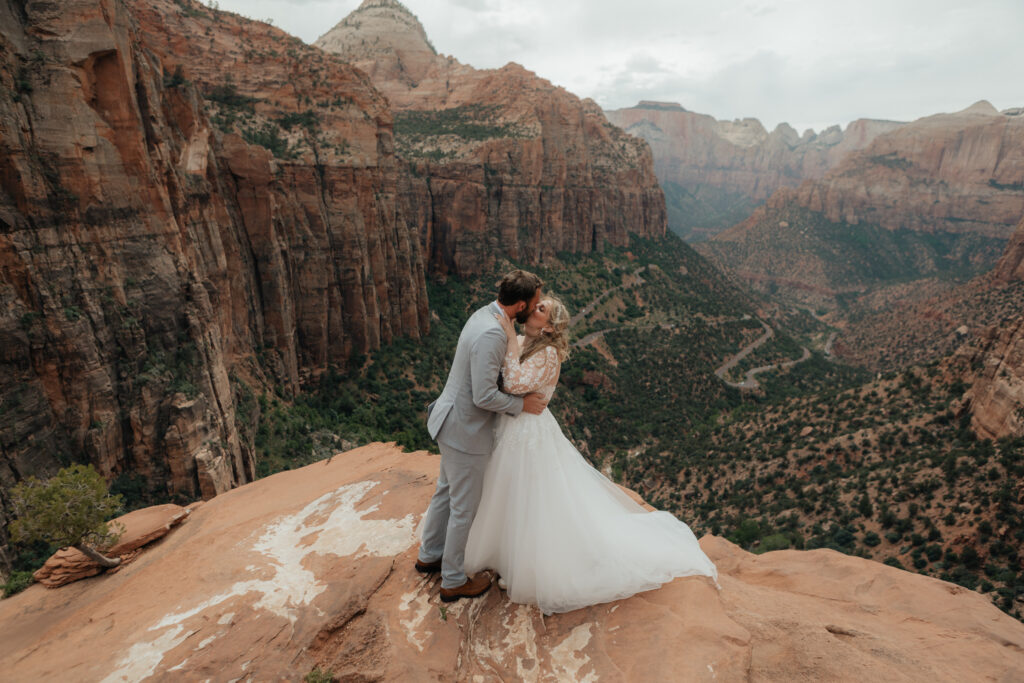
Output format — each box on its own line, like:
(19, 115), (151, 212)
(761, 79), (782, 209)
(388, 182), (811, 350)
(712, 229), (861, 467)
(464, 338), (718, 614)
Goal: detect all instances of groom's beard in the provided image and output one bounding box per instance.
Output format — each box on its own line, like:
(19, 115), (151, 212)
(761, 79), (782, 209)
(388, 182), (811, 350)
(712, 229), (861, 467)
(514, 308), (531, 324)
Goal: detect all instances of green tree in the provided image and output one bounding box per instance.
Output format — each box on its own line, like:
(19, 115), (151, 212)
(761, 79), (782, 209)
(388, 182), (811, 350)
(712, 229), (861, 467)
(10, 464), (125, 568)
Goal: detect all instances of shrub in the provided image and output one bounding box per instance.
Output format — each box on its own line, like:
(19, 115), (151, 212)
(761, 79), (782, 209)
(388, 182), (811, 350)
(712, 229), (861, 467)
(960, 546), (981, 570)
(163, 65), (186, 89)
(242, 123), (294, 159)
(758, 533), (791, 552)
(728, 518), (762, 547)
(10, 464), (125, 568)
(1, 571), (34, 598)
(276, 110), (319, 131)
(204, 80), (257, 111)
(305, 666), (335, 683)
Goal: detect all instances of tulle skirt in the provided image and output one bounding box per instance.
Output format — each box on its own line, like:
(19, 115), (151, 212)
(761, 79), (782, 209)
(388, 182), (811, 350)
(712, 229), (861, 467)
(464, 408), (718, 614)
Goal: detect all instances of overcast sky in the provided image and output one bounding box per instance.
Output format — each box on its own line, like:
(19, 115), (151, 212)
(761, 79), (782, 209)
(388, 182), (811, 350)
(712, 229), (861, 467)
(210, 0), (1023, 133)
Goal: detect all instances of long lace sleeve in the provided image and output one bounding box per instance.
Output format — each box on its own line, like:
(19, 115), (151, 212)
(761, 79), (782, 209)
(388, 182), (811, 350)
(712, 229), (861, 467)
(502, 344), (559, 395)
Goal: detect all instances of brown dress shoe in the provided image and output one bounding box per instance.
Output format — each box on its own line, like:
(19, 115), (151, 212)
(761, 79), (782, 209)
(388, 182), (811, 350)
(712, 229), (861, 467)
(439, 573), (492, 602)
(415, 557), (442, 573)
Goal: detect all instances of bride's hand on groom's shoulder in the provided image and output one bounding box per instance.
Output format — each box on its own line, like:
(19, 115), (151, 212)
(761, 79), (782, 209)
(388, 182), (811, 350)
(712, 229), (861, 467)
(494, 313), (516, 340)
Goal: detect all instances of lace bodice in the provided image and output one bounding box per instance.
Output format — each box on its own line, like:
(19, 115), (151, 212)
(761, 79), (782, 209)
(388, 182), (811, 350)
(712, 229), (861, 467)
(502, 337), (560, 401)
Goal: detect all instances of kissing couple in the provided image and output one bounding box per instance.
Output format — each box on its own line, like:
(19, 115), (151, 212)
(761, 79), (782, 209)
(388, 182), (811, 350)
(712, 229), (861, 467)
(416, 269), (718, 614)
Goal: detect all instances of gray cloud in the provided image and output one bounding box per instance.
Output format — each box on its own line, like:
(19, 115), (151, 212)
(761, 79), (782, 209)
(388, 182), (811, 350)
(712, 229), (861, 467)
(210, 0), (1024, 132)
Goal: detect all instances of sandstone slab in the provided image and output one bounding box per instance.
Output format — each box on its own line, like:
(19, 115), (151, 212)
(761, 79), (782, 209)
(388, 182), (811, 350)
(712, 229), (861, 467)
(1, 444), (1021, 681)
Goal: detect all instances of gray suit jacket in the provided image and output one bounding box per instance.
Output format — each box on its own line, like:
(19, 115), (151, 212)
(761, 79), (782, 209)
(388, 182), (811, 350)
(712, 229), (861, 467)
(427, 301), (524, 455)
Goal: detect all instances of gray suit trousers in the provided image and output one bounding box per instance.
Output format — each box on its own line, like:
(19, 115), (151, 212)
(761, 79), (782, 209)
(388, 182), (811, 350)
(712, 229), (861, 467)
(418, 442), (490, 589)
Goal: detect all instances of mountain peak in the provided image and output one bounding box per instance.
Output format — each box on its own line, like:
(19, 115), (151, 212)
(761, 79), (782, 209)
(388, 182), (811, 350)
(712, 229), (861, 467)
(633, 101), (687, 112)
(358, 0), (411, 9)
(314, 0), (436, 62)
(961, 100), (999, 116)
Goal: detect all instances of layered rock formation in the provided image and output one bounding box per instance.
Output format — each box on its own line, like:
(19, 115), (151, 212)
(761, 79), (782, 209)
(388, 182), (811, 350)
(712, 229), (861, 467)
(0, 0), (428, 572)
(605, 101), (902, 240)
(315, 0), (667, 274)
(964, 315), (1024, 439)
(32, 502), (191, 587)
(785, 101), (1024, 237)
(961, 216), (1024, 439)
(700, 102), (1024, 307)
(1, 444), (1021, 681)
(994, 214), (1024, 284)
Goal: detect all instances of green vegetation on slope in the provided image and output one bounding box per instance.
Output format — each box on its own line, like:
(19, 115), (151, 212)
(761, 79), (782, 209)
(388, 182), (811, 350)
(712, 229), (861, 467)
(637, 362), (1023, 620)
(393, 104), (525, 158)
(701, 204), (1009, 305)
(242, 232), (846, 489)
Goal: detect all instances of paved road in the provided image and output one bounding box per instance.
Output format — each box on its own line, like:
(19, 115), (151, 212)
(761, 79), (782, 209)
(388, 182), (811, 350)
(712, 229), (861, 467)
(568, 275), (817, 387)
(713, 320), (818, 390)
(722, 345), (812, 390)
(569, 267), (646, 328)
(574, 328), (615, 348)
(713, 321), (773, 379)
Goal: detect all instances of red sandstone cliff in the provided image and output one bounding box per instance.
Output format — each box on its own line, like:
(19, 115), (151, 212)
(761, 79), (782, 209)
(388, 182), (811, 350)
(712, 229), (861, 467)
(315, 0), (667, 274)
(963, 314), (1024, 440)
(994, 214), (1024, 284)
(699, 103), (1024, 306)
(962, 216), (1024, 439)
(782, 101), (1024, 238)
(0, 0), (428, 572)
(605, 101), (902, 240)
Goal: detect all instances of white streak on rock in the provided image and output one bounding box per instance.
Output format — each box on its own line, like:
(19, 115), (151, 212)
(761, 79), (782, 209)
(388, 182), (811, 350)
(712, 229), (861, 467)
(103, 481), (417, 681)
(549, 623), (597, 683)
(398, 590), (434, 651)
(505, 606), (540, 682)
(101, 626), (194, 682)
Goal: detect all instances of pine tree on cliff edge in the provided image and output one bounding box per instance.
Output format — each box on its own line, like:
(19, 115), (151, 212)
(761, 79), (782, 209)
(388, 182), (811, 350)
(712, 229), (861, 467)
(10, 464), (125, 568)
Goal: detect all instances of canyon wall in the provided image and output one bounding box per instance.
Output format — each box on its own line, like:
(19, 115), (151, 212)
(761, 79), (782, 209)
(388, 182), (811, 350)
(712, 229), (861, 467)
(316, 0), (667, 275)
(606, 101), (902, 240)
(963, 216), (1024, 439)
(780, 101), (1024, 238)
(699, 103), (1024, 307)
(0, 0), (428, 573)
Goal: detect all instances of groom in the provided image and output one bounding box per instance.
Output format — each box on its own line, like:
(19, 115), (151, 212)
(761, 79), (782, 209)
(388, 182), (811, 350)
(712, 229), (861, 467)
(416, 269), (548, 602)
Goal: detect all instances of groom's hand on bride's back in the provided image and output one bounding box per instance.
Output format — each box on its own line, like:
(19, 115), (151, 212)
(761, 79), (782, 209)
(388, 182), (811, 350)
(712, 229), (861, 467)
(523, 392), (547, 415)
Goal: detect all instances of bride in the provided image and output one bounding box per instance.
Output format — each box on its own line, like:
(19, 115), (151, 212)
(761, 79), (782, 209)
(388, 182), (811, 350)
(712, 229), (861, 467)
(464, 296), (718, 614)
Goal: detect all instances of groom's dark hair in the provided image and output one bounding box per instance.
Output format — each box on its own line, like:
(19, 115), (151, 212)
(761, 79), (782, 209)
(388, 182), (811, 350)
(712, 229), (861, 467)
(497, 269), (543, 305)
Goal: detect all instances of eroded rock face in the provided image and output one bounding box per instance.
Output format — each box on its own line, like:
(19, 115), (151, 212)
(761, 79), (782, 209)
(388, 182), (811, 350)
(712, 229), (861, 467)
(0, 444), (1021, 681)
(784, 101), (1024, 239)
(0, 0), (428, 570)
(605, 101), (902, 240)
(994, 215), (1024, 284)
(316, 1), (667, 275)
(698, 104), (1024, 307)
(963, 316), (1024, 439)
(961, 217), (1024, 439)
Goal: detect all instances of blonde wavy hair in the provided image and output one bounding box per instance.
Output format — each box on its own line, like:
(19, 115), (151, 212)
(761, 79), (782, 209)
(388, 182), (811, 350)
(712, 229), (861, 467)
(520, 295), (571, 363)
